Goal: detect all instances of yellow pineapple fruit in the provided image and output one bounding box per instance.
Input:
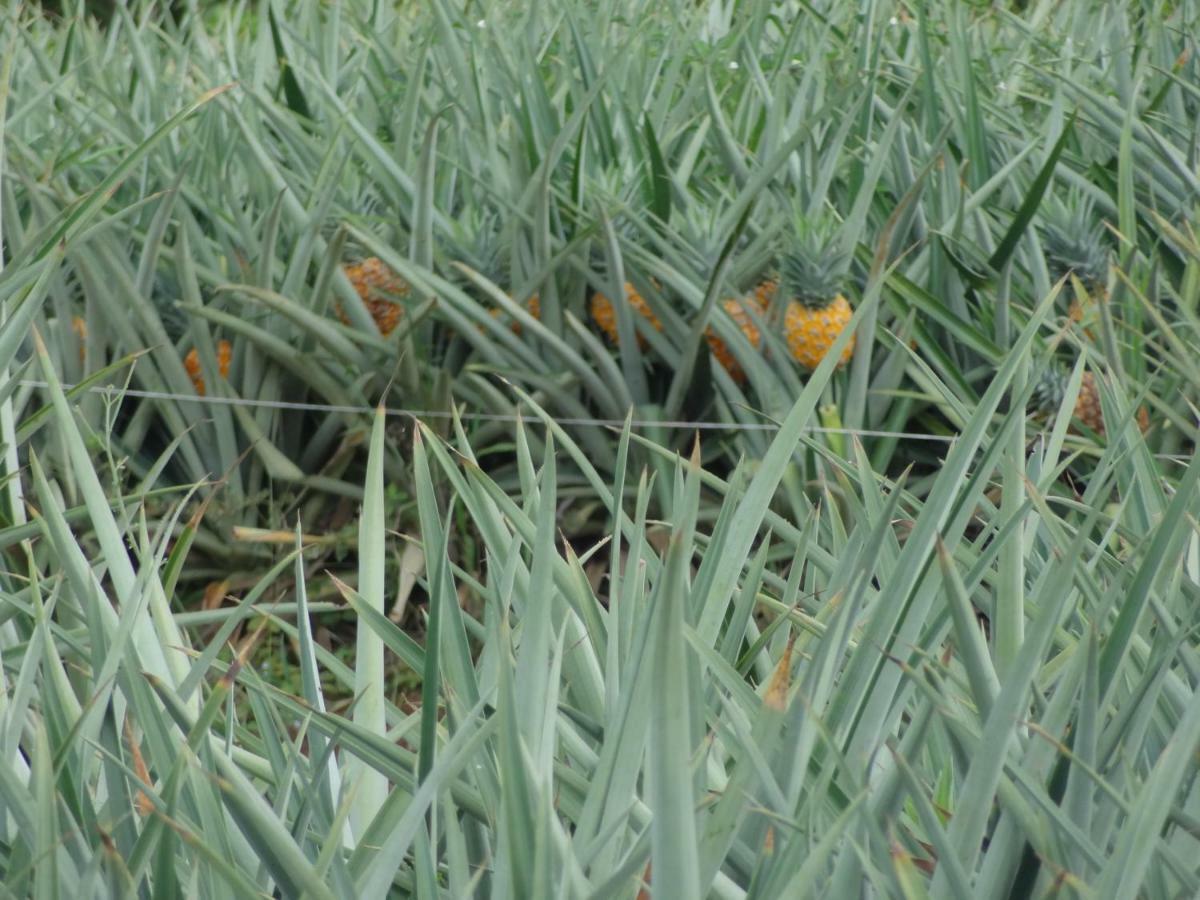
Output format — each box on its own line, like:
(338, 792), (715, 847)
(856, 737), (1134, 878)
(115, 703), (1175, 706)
(590, 281), (662, 348)
(784, 296), (855, 370)
(185, 339), (232, 397)
(338, 257), (408, 336)
(705, 297), (764, 382)
(778, 239), (855, 370)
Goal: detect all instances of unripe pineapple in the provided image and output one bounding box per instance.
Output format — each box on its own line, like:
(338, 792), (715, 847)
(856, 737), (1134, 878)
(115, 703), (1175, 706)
(779, 241), (855, 370)
(590, 282), (662, 347)
(705, 297), (764, 382)
(185, 339), (232, 397)
(338, 257), (408, 336)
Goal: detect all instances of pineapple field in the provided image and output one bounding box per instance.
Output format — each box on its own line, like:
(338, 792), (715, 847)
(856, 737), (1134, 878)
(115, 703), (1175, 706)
(1, 0), (1199, 896)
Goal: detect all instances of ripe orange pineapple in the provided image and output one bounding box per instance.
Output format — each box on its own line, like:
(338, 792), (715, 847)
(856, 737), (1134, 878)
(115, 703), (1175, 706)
(705, 297), (764, 382)
(1034, 369), (1151, 437)
(185, 339), (232, 396)
(753, 277), (779, 308)
(590, 281), (662, 347)
(338, 257), (408, 336)
(779, 240), (855, 370)
(1074, 372), (1105, 435)
(489, 294), (541, 334)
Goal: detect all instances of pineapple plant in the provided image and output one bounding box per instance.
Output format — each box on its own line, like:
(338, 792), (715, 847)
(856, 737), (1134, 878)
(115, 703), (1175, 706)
(1032, 367), (1150, 437)
(590, 281), (663, 348)
(184, 339), (232, 397)
(1042, 196), (1109, 337)
(705, 297), (764, 382)
(446, 211), (542, 335)
(338, 257), (408, 336)
(779, 222), (856, 370)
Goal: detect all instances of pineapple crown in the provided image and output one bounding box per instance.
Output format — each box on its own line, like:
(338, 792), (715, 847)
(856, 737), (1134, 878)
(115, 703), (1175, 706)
(1032, 366), (1072, 413)
(676, 203), (728, 276)
(588, 238), (641, 285)
(449, 209), (513, 289)
(1041, 195), (1109, 292)
(149, 272), (190, 341)
(673, 199), (766, 288)
(778, 215), (850, 309)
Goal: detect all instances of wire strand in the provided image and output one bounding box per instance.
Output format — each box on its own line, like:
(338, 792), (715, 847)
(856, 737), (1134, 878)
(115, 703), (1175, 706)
(16, 378), (962, 442)
(16, 379), (1186, 460)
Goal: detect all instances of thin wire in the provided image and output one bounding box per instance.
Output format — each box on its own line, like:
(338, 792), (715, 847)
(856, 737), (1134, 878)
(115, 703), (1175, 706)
(18, 379), (1194, 461)
(16, 379), (963, 443)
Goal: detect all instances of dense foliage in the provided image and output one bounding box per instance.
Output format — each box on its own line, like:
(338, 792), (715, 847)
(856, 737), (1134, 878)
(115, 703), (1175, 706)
(0, 0), (1197, 896)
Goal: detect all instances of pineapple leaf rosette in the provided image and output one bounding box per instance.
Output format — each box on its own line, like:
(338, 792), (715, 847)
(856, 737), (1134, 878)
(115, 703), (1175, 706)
(1041, 192), (1110, 334)
(449, 210), (542, 334)
(672, 202), (771, 384)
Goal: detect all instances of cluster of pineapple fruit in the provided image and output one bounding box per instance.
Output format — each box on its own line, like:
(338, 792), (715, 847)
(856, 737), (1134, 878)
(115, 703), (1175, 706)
(175, 252), (409, 397)
(587, 234), (857, 381)
(140, 207), (1154, 445)
(708, 221), (857, 379)
(338, 252), (545, 337)
(589, 273), (853, 381)
(332, 240), (858, 381)
(173, 256), (407, 397)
